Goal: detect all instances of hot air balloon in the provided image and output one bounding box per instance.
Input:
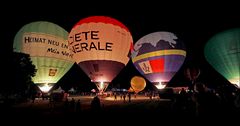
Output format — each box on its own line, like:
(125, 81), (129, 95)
(184, 67), (200, 82)
(130, 76), (146, 93)
(184, 66), (201, 90)
(131, 32), (186, 90)
(13, 21), (74, 93)
(204, 28), (240, 88)
(68, 16), (133, 94)
(128, 87), (134, 93)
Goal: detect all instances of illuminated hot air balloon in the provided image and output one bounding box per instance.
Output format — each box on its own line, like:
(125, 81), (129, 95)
(184, 67), (200, 82)
(184, 66), (200, 82)
(204, 28), (240, 88)
(68, 16), (133, 93)
(13, 21), (74, 93)
(184, 66), (200, 90)
(128, 87), (134, 92)
(131, 32), (186, 90)
(130, 76), (146, 93)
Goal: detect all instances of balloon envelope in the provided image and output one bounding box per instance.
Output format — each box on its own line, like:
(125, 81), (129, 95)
(128, 87), (134, 92)
(204, 28), (240, 87)
(131, 32), (186, 89)
(184, 67), (200, 81)
(13, 21), (74, 92)
(130, 76), (146, 93)
(68, 16), (133, 92)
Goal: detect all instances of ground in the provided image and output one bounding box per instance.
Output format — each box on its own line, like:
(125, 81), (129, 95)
(1, 95), (238, 125)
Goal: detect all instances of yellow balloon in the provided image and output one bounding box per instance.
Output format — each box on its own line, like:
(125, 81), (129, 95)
(130, 76), (146, 93)
(128, 87), (134, 92)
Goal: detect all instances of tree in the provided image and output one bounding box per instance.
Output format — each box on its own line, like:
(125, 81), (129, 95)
(2, 52), (36, 100)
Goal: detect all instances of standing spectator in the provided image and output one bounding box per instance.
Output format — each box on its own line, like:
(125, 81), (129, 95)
(91, 96), (101, 112)
(76, 99), (81, 113)
(70, 98), (75, 112)
(128, 93), (131, 102)
(123, 93), (126, 102)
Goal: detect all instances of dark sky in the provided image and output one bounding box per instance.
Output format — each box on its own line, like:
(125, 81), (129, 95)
(2, 7), (240, 91)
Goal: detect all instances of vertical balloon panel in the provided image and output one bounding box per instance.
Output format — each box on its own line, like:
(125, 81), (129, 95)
(132, 32), (186, 89)
(205, 28), (240, 87)
(69, 16), (133, 93)
(13, 21), (75, 92)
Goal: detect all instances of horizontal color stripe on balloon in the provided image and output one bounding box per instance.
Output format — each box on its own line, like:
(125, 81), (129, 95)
(135, 56), (184, 75)
(73, 16), (129, 32)
(133, 54), (185, 65)
(132, 49), (186, 63)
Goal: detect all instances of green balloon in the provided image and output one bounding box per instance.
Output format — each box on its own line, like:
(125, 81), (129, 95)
(204, 28), (240, 87)
(13, 21), (74, 92)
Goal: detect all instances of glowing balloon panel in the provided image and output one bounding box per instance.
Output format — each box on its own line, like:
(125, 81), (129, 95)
(13, 21), (74, 85)
(205, 28), (240, 86)
(69, 16), (133, 83)
(130, 76), (146, 93)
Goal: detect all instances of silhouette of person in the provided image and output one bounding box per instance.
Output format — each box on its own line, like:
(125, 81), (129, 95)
(114, 93), (117, 100)
(128, 93), (131, 102)
(76, 99), (81, 113)
(123, 93), (126, 102)
(91, 96), (101, 112)
(64, 98), (69, 112)
(194, 83), (220, 117)
(70, 98), (75, 112)
(31, 94), (36, 103)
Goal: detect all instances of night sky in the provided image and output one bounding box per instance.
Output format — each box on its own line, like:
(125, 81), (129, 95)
(2, 7), (240, 91)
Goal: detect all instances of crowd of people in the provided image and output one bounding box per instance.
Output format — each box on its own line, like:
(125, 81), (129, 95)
(25, 82), (240, 119)
(171, 82), (240, 118)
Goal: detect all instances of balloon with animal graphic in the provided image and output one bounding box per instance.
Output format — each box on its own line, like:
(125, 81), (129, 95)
(131, 32), (186, 89)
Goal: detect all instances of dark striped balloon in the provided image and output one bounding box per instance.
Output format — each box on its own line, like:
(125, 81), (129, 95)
(131, 32), (186, 89)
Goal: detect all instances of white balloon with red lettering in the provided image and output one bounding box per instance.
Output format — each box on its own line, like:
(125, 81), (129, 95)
(69, 16), (133, 93)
